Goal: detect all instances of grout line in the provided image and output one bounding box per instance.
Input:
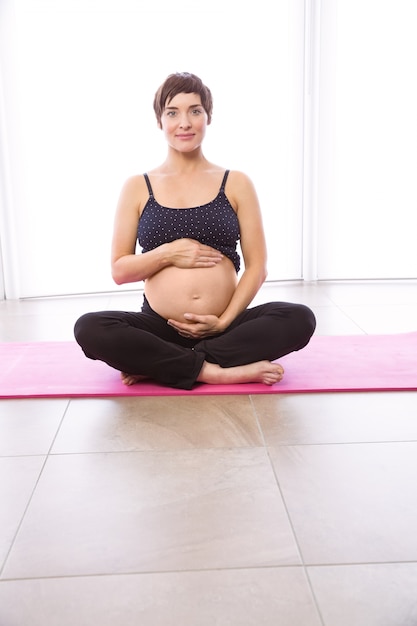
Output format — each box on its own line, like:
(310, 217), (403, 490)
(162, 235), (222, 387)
(3, 559), (416, 583)
(0, 400), (71, 579)
(249, 396), (321, 613)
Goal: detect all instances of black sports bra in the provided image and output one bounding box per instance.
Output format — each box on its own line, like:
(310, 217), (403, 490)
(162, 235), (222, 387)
(137, 170), (241, 272)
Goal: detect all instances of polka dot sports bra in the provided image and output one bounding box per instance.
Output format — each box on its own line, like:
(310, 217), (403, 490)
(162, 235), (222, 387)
(137, 170), (241, 273)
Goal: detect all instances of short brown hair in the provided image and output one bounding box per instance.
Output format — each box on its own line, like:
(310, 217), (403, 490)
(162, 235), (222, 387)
(153, 72), (213, 125)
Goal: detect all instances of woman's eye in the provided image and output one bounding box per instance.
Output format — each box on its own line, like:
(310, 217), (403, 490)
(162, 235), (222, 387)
(166, 110), (177, 117)
(192, 109), (202, 115)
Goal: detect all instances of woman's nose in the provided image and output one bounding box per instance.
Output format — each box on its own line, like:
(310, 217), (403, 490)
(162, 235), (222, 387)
(179, 114), (191, 128)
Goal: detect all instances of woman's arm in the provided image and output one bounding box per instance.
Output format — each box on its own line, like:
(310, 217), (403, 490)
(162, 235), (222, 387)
(111, 175), (157, 285)
(111, 175), (223, 285)
(217, 170), (268, 328)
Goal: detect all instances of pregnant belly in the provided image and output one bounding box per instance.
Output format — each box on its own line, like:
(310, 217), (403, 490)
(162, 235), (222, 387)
(144, 258), (238, 321)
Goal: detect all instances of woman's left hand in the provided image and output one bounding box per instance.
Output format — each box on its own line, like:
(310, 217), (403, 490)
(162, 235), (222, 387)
(167, 313), (224, 339)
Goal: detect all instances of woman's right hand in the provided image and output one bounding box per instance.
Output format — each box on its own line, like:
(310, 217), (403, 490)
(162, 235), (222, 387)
(168, 238), (224, 269)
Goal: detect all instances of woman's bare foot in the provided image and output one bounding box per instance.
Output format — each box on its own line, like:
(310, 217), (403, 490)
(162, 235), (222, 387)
(120, 372), (149, 386)
(197, 360), (284, 386)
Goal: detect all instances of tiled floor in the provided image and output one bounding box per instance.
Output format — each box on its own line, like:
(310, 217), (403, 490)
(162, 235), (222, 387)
(1, 280), (417, 625)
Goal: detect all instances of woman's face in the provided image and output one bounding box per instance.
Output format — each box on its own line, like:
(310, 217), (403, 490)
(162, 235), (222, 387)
(159, 92), (209, 152)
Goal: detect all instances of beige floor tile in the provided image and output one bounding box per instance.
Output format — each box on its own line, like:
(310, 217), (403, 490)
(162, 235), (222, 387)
(308, 562), (417, 626)
(3, 448), (300, 579)
(308, 306), (365, 335)
(320, 280), (417, 306)
(251, 280), (335, 307)
(0, 567), (321, 626)
(269, 442), (417, 564)
(0, 314), (78, 342)
(0, 294), (111, 342)
(0, 294), (111, 316)
(0, 399), (68, 456)
(253, 391), (417, 445)
(52, 395), (262, 453)
(0, 456), (45, 569)
(338, 304), (417, 334)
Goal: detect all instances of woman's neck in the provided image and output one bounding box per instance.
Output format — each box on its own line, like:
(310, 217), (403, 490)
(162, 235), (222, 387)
(161, 147), (209, 173)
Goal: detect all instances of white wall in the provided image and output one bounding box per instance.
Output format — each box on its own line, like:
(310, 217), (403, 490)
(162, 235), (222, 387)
(2, 0), (417, 299)
(0, 0), (305, 298)
(0, 0), (23, 298)
(317, 0), (417, 279)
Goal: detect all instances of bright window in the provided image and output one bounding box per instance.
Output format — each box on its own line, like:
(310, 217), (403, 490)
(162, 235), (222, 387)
(0, 0), (305, 297)
(317, 0), (417, 279)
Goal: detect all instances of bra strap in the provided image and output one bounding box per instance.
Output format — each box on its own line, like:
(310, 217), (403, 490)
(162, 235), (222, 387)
(220, 170), (230, 192)
(143, 173), (154, 197)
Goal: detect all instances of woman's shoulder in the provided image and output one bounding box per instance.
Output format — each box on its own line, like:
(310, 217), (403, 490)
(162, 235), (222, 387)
(225, 169), (257, 194)
(223, 170), (260, 215)
(116, 173), (151, 216)
(122, 172), (148, 188)
(119, 173), (150, 199)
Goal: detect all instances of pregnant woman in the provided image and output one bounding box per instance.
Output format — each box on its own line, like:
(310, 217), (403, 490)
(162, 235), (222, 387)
(74, 72), (316, 389)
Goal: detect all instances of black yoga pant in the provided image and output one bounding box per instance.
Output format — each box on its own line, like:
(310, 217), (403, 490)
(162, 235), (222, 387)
(74, 297), (316, 390)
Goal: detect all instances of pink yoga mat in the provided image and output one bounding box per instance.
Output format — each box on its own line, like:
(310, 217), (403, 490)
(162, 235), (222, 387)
(1, 333), (416, 399)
